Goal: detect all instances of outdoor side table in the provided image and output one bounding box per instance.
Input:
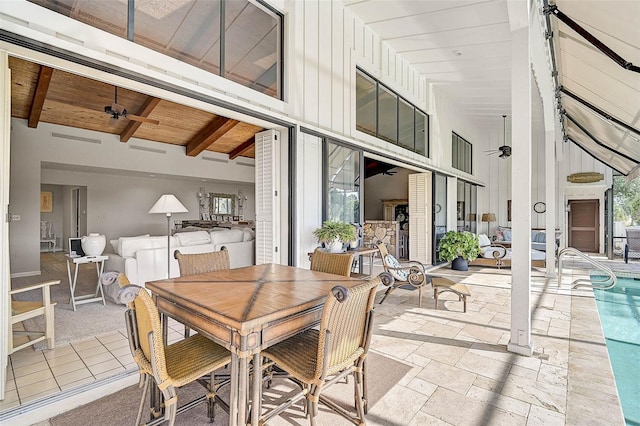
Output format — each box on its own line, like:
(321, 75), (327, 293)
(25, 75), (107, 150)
(65, 255), (108, 311)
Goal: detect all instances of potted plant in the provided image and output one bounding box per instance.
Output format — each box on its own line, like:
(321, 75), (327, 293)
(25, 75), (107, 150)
(313, 221), (357, 253)
(438, 230), (481, 271)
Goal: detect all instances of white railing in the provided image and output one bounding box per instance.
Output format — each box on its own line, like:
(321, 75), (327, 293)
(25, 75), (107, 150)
(557, 247), (617, 290)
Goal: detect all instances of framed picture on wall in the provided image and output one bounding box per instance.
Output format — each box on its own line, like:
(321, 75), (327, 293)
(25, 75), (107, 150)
(40, 191), (53, 212)
(456, 201), (465, 221)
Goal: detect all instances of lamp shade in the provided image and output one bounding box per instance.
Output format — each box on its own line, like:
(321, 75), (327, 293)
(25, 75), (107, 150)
(481, 213), (496, 222)
(148, 194), (188, 214)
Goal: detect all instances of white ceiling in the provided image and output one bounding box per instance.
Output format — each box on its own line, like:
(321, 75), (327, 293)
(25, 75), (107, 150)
(345, 0), (640, 174)
(344, 0), (513, 122)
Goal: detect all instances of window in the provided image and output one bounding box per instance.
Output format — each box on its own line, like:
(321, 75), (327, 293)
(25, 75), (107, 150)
(452, 132), (472, 174)
(456, 180), (477, 233)
(30, 0), (283, 99)
(355, 68), (429, 157)
(324, 142), (361, 225)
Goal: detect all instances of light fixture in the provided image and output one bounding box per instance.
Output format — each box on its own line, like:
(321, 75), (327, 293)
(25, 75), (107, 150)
(481, 213), (496, 235)
(149, 194), (188, 279)
(499, 115), (511, 158)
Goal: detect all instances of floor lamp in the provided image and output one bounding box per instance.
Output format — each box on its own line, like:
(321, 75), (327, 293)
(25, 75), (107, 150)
(149, 194), (188, 279)
(481, 213), (496, 236)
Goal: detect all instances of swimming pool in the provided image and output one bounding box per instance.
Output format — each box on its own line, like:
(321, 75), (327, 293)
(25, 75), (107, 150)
(592, 275), (640, 426)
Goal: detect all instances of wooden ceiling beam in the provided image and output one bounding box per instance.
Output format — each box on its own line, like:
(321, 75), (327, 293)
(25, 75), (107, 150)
(119, 96), (161, 142)
(186, 116), (240, 157)
(228, 136), (255, 160)
(28, 66), (53, 128)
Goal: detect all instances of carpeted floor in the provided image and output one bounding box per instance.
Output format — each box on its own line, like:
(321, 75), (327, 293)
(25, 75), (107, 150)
(11, 255), (127, 347)
(50, 351), (412, 426)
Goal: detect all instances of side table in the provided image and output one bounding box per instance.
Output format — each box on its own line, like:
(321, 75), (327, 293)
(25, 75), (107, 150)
(65, 255), (108, 311)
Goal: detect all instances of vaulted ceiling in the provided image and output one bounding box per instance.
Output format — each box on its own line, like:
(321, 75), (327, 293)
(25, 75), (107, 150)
(9, 56), (263, 159)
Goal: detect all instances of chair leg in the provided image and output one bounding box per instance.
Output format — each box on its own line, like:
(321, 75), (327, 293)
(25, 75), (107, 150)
(161, 387), (178, 426)
(378, 286), (395, 304)
(359, 360), (368, 414)
(207, 371), (216, 422)
(135, 375), (149, 426)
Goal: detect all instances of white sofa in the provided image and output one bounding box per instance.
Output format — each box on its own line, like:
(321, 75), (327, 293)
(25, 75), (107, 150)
(104, 229), (255, 287)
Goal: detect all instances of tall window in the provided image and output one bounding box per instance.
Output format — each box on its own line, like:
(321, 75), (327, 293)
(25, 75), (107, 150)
(433, 173), (447, 264)
(452, 132), (472, 174)
(356, 68), (428, 157)
(29, 0), (283, 99)
(324, 142), (361, 225)
(456, 180), (477, 233)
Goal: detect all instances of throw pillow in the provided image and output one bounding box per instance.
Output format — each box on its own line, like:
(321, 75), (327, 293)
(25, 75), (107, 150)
(534, 232), (546, 243)
(502, 229), (512, 241)
(384, 254), (408, 281)
(478, 234), (491, 247)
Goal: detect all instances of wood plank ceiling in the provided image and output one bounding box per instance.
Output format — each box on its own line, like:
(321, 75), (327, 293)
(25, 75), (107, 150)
(9, 56), (263, 159)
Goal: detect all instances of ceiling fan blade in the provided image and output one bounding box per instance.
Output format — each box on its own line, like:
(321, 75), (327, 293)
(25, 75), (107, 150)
(111, 103), (125, 115)
(108, 116), (118, 126)
(126, 114), (160, 125)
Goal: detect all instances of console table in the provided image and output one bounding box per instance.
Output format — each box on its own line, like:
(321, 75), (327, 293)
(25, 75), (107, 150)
(65, 255), (108, 311)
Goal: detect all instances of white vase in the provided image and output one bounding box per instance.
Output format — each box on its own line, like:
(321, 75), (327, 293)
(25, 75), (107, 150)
(81, 233), (106, 256)
(325, 239), (344, 253)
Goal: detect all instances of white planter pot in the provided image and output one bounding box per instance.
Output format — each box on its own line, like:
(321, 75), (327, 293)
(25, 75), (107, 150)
(325, 239), (344, 253)
(81, 233), (106, 256)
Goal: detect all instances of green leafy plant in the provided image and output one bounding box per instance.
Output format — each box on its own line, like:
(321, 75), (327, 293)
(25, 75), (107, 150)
(313, 221), (357, 244)
(438, 231), (481, 262)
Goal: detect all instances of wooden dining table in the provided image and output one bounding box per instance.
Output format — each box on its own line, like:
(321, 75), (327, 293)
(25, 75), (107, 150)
(145, 263), (371, 426)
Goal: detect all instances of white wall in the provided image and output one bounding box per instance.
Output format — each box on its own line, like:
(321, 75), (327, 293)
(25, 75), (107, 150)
(364, 168), (413, 221)
(9, 119), (255, 275)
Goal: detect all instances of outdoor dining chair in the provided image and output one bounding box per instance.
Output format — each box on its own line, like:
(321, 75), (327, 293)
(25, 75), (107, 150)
(377, 243), (428, 307)
(174, 248), (230, 337)
(122, 284), (231, 426)
(259, 276), (382, 425)
(309, 247), (355, 277)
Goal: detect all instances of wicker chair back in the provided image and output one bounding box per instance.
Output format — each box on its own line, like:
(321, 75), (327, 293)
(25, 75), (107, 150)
(132, 289), (168, 382)
(174, 248), (230, 276)
(316, 278), (379, 378)
(310, 248), (355, 277)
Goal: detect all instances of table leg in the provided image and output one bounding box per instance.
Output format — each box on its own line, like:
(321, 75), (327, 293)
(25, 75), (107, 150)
(238, 354), (248, 426)
(251, 352), (262, 426)
(94, 260), (106, 305)
(229, 353), (239, 426)
(67, 260), (79, 311)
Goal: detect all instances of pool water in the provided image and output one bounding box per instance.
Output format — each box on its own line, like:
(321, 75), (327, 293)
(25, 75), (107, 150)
(592, 276), (640, 426)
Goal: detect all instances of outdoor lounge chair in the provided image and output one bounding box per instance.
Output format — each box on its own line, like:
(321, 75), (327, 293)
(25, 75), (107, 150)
(377, 243), (427, 307)
(624, 227), (640, 263)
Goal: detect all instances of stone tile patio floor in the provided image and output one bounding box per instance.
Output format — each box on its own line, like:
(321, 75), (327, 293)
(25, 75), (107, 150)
(361, 258), (629, 426)
(7, 255), (635, 425)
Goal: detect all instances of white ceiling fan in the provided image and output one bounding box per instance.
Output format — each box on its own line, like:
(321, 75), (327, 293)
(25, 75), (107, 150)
(485, 115), (511, 159)
(104, 86), (159, 125)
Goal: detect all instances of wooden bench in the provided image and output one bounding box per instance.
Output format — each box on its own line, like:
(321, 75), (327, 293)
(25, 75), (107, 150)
(431, 277), (470, 313)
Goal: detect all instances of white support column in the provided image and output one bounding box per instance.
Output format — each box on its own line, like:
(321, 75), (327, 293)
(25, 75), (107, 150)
(545, 129), (557, 277)
(0, 49), (10, 399)
(508, 25), (533, 356)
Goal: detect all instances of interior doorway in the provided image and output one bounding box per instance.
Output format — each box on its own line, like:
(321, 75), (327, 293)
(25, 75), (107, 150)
(568, 199), (599, 252)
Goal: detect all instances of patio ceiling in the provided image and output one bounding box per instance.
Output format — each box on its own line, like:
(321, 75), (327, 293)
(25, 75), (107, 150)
(345, 0), (640, 175)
